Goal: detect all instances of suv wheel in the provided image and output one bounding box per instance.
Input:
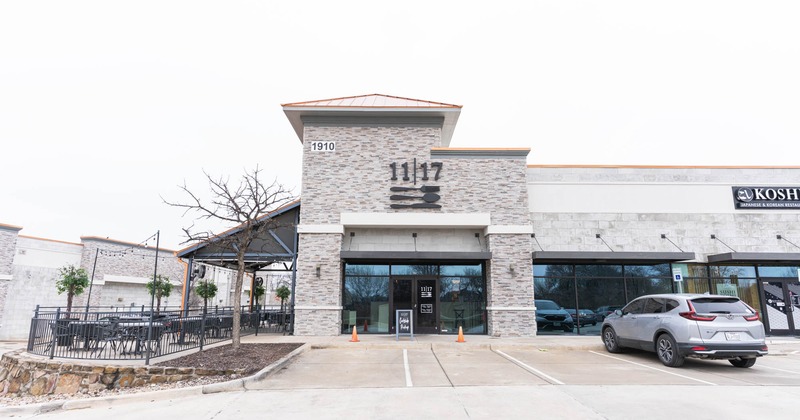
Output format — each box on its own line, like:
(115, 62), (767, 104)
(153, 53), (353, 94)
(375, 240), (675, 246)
(729, 358), (756, 368)
(656, 334), (684, 367)
(602, 327), (622, 353)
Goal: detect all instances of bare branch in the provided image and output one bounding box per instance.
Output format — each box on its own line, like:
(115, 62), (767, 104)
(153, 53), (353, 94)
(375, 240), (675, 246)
(163, 166), (297, 349)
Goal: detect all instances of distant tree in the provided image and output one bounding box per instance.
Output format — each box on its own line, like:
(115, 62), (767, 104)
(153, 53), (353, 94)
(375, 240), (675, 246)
(56, 264), (89, 313)
(164, 166), (295, 349)
(195, 280), (218, 312)
(146, 275), (173, 313)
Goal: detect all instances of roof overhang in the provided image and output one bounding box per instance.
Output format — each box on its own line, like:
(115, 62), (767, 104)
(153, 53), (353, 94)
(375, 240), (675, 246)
(176, 201), (300, 271)
(532, 251), (696, 264)
(283, 107), (461, 147)
(707, 252), (800, 264)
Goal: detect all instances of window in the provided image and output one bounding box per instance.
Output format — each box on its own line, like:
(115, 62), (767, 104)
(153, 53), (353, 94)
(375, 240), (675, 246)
(642, 298), (665, 314)
(623, 299), (646, 315)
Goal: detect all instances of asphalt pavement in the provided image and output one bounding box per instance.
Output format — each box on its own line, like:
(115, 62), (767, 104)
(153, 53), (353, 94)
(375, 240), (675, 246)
(3, 333), (800, 419)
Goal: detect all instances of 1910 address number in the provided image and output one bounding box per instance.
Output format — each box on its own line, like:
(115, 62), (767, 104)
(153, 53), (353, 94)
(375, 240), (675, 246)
(311, 141), (335, 152)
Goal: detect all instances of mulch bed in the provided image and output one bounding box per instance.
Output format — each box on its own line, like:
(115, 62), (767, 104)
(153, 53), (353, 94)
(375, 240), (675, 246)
(156, 343), (304, 375)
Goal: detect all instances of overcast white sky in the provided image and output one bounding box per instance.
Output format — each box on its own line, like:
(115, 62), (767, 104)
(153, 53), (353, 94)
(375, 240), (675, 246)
(1, 1), (799, 250)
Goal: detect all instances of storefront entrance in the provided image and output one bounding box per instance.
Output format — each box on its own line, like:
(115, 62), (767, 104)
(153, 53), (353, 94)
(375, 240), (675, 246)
(342, 262), (486, 335)
(760, 278), (800, 335)
(391, 277), (438, 334)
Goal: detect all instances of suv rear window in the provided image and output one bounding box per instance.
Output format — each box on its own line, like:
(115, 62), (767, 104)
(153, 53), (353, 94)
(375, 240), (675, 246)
(690, 297), (751, 314)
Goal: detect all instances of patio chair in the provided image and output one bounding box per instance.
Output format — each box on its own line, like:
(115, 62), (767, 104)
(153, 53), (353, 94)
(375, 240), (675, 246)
(90, 321), (121, 355)
(44, 320), (74, 353)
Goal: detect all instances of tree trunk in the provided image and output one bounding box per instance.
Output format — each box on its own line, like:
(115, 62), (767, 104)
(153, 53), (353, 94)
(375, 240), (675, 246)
(231, 249), (246, 350)
(66, 292), (74, 314)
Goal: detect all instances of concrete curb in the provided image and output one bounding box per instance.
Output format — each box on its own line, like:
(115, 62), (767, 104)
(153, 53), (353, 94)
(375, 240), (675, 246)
(243, 343), (310, 388)
(0, 343), (312, 416)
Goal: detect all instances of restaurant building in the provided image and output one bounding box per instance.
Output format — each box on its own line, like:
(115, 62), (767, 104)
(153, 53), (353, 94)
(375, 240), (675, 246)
(273, 94), (800, 338)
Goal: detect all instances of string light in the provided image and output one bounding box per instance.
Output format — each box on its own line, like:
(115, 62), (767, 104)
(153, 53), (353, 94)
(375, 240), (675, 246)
(92, 232), (169, 261)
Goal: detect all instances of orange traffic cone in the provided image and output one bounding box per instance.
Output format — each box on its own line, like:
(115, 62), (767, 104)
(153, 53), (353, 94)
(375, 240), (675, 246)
(350, 325), (360, 342)
(456, 326), (465, 343)
(363, 319), (369, 332)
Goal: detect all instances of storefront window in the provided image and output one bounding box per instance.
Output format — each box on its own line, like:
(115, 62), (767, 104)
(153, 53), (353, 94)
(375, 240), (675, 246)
(673, 263), (709, 294)
(342, 275), (389, 333)
(757, 266), (800, 277)
(534, 263), (677, 336)
(709, 265), (756, 278)
(440, 264), (483, 277)
(439, 276), (485, 334)
(345, 264), (389, 276)
(392, 265), (437, 275)
(576, 265), (622, 278)
(533, 277), (576, 335)
(533, 265), (573, 277)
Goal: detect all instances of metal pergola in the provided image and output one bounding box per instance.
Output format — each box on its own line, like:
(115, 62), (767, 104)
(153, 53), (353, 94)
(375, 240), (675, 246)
(176, 201), (300, 332)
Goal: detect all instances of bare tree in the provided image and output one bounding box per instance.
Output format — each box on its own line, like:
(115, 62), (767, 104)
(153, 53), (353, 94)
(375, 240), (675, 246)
(164, 166), (295, 349)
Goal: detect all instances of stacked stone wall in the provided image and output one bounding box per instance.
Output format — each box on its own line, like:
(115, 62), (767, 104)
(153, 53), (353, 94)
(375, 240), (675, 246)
(297, 122), (532, 336)
(294, 233), (342, 336)
(300, 125), (442, 224)
(0, 227), (21, 333)
(0, 350), (242, 397)
(486, 234), (535, 337)
(532, 212), (800, 260)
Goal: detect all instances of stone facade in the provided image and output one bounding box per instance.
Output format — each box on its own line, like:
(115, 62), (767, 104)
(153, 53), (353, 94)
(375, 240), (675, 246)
(528, 166), (800, 259)
(294, 233), (343, 336)
(0, 350), (242, 397)
(486, 234), (536, 336)
(294, 113), (533, 337)
(0, 225), (22, 335)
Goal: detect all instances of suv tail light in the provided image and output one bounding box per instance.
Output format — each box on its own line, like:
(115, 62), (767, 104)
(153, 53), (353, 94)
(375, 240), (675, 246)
(681, 300), (716, 321)
(742, 303), (760, 321)
(679, 311), (717, 321)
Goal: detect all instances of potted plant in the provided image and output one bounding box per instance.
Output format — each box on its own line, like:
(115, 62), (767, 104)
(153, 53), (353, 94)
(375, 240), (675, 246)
(56, 264), (89, 314)
(275, 285), (291, 313)
(145, 275), (173, 314)
(195, 280), (218, 313)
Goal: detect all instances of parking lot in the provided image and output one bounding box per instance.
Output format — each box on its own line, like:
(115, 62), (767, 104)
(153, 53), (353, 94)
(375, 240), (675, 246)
(251, 344), (800, 389)
(7, 335), (800, 420)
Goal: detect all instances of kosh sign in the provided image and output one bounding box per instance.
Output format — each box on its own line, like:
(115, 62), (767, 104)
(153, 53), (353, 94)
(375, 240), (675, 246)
(732, 186), (800, 209)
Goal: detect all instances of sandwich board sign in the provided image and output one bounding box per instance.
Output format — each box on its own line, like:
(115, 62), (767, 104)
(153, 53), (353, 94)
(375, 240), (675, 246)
(396, 309), (413, 341)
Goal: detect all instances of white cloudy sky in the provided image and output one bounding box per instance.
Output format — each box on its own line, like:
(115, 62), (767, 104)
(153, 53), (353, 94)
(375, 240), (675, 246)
(1, 1), (799, 250)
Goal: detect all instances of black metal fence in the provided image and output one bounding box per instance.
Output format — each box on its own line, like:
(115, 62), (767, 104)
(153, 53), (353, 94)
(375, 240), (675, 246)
(26, 305), (292, 362)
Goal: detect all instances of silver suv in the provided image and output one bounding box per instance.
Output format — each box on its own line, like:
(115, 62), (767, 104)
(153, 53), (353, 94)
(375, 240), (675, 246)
(601, 293), (768, 368)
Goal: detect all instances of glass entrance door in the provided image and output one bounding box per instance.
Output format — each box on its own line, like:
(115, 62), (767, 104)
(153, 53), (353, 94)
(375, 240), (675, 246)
(391, 278), (438, 334)
(760, 278), (800, 335)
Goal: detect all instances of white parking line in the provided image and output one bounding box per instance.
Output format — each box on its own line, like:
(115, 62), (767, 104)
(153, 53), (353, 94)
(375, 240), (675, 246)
(494, 349), (565, 385)
(403, 349), (413, 387)
(589, 351), (717, 385)
(755, 364), (800, 375)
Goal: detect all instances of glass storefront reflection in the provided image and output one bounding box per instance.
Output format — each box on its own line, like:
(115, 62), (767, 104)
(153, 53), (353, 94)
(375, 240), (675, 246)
(439, 275), (485, 334)
(342, 275), (389, 333)
(534, 263), (674, 336)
